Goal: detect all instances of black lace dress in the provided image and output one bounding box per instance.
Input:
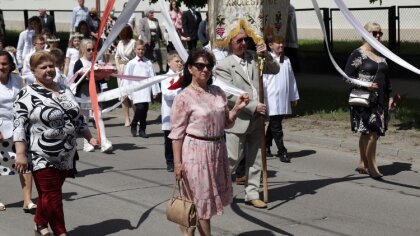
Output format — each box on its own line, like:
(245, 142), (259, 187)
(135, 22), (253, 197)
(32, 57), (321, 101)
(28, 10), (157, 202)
(344, 48), (392, 136)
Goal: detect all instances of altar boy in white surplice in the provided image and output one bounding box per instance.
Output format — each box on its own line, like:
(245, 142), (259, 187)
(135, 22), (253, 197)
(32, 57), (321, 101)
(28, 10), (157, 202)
(124, 40), (160, 138)
(263, 36), (299, 163)
(160, 51), (183, 172)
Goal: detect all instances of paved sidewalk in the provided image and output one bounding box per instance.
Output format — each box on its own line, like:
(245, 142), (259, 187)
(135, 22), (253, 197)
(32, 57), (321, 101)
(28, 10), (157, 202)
(283, 125), (420, 163)
(1, 108), (419, 236)
(285, 73), (420, 162)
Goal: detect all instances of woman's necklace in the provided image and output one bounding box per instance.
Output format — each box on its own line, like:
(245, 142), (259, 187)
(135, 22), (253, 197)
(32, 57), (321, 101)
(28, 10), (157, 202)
(190, 83), (209, 93)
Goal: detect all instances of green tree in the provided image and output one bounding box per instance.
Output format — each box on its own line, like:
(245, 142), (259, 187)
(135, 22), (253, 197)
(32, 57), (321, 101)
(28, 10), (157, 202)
(149, 0), (207, 8)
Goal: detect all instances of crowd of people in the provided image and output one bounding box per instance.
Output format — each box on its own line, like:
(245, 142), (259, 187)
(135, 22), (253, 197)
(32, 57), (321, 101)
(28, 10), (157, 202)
(0, 0), (400, 235)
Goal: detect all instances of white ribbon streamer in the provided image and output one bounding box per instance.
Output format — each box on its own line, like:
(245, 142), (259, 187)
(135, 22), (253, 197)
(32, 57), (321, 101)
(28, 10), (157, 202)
(213, 76), (246, 96)
(311, 0), (372, 88)
(334, 0), (420, 76)
(158, 0), (189, 61)
(99, 74), (177, 102)
(102, 100), (123, 113)
(157, 0), (246, 97)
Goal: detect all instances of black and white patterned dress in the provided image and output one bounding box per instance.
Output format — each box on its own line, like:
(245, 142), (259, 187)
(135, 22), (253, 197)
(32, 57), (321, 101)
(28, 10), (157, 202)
(13, 83), (88, 172)
(0, 74), (23, 176)
(344, 48), (392, 136)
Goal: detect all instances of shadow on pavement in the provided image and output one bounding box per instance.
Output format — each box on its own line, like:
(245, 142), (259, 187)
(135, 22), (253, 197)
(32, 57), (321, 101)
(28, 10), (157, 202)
(231, 197), (293, 236)
(375, 162), (420, 190)
(76, 166), (114, 177)
(379, 162), (416, 176)
(147, 132), (164, 138)
(102, 123), (130, 128)
(63, 192), (78, 201)
(67, 200), (166, 235)
(237, 230), (278, 236)
(288, 149), (316, 159)
(112, 143), (147, 151)
(68, 219), (135, 235)
(230, 175), (367, 235)
(267, 175), (367, 211)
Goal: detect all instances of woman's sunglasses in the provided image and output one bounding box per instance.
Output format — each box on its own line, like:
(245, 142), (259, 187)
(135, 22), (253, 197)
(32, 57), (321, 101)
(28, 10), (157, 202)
(87, 48), (94, 52)
(371, 31), (383, 37)
(193, 62), (214, 71)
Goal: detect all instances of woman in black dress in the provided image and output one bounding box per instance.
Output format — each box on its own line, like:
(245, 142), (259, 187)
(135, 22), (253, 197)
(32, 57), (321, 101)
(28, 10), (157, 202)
(344, 22), (396, 178)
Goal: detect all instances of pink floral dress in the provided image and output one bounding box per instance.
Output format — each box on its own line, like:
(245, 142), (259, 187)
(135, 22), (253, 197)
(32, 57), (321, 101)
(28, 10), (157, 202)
(169, 85), (234, 220)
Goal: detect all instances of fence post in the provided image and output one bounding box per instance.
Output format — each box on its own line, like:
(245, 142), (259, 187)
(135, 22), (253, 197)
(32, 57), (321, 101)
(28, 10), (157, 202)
(0, 9), (5, 39)
(388, 6), (397, 53)
(24, 10), (28, 29)
(322, 8), (331, 50)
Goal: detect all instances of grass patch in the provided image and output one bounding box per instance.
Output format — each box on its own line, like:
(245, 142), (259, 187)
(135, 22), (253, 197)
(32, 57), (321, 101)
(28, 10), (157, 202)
(299, 39), (392, 54)
(293, 87), (420, 130)
(399, 41), (420, 54)
(393, 96), (420, 130)
(293, 87), (349, 121)
(150, 100), (161, 111)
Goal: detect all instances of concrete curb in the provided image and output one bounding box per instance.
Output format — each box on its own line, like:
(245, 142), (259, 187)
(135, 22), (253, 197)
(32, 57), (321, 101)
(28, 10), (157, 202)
(285, 133), (420, 162)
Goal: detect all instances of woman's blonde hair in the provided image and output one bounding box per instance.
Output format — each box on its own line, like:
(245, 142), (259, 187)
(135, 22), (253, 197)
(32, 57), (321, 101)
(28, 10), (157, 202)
(364, 22), (381, 32)
(362, 22), (382, 42)
(79, 39), (94, 57)
(30, 51), (54, 71)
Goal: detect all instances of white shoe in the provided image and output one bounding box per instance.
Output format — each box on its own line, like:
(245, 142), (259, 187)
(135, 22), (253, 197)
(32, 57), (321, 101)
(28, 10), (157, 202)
(0, 202), (5, 211)
(83, 140), (95, 152)
(101, 139), (113, 153)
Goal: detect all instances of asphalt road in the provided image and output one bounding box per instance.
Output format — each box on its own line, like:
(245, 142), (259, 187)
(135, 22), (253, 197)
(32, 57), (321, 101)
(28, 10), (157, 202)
(1, 110), (419, 236)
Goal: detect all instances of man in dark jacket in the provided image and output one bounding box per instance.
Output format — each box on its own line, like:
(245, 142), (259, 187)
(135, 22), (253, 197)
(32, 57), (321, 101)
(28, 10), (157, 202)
(39, 8), (56, 34)
(181, 7), (201, 50)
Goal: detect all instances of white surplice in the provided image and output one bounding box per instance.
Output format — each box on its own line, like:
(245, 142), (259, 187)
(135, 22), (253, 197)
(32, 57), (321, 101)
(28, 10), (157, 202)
(263, 54), (299, 116)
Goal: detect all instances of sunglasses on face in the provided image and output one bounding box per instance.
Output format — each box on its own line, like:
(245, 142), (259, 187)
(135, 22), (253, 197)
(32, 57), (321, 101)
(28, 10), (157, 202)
(371, 31), (383, 37)
(235, 37), (249, 44)
(193, 62), (214, 71)
(86, 48), (94, 52)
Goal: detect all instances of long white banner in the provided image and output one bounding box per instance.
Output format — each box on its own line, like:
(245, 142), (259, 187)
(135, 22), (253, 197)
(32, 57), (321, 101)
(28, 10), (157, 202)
(311, 0), (372, 87)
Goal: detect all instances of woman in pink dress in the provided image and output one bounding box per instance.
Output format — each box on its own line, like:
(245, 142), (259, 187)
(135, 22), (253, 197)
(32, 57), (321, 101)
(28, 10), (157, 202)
(169, 0), (183, 36)
(169, 49), (249, 236)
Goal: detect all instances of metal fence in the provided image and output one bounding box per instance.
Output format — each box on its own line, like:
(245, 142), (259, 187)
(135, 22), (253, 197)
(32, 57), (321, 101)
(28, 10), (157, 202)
(296, 5), (420, 53)
(1, 6), (419, 53)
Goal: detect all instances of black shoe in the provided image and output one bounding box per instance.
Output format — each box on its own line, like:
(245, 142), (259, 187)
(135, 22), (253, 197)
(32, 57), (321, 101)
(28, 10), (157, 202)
(139, 131), (149, 138)
(279, 152), (291, 163)
(130, 126), (137, 137)
(266, 147), (273, 157)
(167, 165), (174, 172)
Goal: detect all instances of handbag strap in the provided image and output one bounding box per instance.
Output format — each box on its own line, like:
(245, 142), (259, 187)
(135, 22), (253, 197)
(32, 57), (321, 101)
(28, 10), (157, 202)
(171, 179), (194, 202)
(371, 62), (380, 83)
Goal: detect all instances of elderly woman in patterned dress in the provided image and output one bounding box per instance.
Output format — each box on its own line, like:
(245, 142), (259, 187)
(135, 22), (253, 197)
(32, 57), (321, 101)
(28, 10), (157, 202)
(344, 22), (396, 179)
(13, 51), (98, 236)
(169, 49), (249, 236)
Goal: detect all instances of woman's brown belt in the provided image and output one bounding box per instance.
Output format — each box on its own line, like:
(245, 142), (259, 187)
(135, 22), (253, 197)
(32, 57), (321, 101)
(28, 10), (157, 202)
(187, 134), (224, 141)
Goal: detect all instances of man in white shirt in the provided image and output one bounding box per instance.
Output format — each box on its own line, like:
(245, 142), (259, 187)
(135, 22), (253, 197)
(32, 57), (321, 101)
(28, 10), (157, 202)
(70, 0), (91, 32)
